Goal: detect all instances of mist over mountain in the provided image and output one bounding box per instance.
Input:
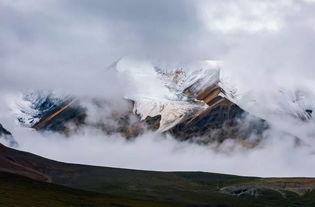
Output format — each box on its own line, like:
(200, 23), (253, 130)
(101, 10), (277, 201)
(1, 0), (315, 179)
(13, 59), (267, 145)
(0, 123), (17, 147)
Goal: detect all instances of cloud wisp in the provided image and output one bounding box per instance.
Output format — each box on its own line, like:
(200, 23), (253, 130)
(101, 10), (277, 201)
(1, 0), (315, 177)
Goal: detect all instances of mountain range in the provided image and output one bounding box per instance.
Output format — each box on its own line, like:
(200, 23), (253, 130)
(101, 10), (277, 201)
(15, 60), (269, 146)
(2, 60), (314, 206)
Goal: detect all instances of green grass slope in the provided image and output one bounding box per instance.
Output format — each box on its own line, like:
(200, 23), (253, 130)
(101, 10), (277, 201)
(1, 143), (315, 207)
(0, 172), (179, 207)
(2, 171), (315, 207)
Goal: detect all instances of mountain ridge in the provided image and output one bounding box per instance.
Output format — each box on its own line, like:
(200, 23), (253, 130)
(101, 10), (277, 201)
(15, 61), (267, 145)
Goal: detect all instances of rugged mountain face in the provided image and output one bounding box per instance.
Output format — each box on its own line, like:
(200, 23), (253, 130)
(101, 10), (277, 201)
(16, 91), (65, 127)
(16, 92), (86, 134)
(15, 60), (267, 145)
(160, 67), (267, 143)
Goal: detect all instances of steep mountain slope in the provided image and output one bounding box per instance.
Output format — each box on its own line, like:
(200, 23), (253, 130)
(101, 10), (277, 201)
(1, 143), (315, 207)
(15, 60), (267, 145)
(16, 92), (86, 133)
(159, 67), (267, 142)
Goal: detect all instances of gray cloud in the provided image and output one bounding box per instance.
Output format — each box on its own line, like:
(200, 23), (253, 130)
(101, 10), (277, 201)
(4, 121), (314, 177)
(2, 0), (315, 177)
(0, 0), (202, 96)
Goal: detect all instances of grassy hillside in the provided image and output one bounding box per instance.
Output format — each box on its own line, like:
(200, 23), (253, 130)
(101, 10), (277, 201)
(50, 167), (315, 207)
(1, 143), (315, 207)
(2, 171), (315, 207)
(0, 172), (179, 207)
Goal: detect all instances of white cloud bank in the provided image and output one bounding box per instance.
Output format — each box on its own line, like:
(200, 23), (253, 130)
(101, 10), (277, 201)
(1, 0), (315, 177)
(3, 122), (314, 177)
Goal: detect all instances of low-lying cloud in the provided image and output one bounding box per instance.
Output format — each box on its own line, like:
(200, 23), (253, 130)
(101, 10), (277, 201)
(3, 119), (314, 177)
(1, 0), (315, 177)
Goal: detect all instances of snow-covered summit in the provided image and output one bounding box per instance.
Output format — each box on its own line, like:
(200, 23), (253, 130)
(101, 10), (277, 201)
(15, 91), (68, 127)
(114, 58), (224, 132)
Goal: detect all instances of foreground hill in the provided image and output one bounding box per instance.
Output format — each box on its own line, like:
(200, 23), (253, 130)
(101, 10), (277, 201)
(0, 172), (179, 207)
(1, 143), (315, 207)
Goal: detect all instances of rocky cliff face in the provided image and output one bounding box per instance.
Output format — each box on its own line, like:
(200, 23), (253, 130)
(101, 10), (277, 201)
(166, 69), (267, 143)
(152, 63), (267, 143)
(15, 60), (267, 145)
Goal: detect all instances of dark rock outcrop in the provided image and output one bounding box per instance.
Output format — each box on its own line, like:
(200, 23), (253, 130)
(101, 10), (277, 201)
(169, 75), (267, 143)
(0, 124), (18, 147)
(18, 68), (268, 145)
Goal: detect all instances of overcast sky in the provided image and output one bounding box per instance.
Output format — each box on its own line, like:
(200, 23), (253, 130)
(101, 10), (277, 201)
(1, 0), (315, 99)
(2, 0), (315, 177)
